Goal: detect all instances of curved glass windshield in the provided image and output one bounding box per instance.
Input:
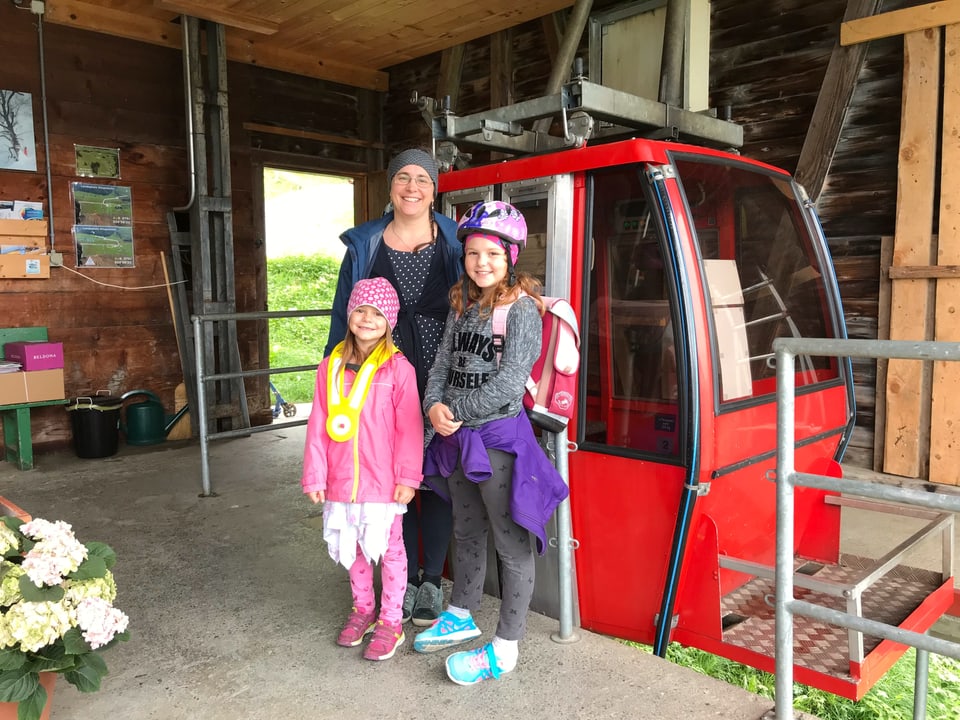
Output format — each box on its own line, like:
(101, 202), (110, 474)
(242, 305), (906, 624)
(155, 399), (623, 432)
(673, 155), (840, 403)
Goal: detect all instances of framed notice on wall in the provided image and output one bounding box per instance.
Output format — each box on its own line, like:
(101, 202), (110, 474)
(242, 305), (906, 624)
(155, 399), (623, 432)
(0, 90), (37, 172)
(71, 182), (135, 268)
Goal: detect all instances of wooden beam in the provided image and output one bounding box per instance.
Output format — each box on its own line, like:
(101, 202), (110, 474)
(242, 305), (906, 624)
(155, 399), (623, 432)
(44, 0), (389, 91)
(242, 123), (384, 149)
(888, 265), (960, 278)
(884, 29), (941, 478)
(225, 35), (389, 92)
(490, 30), (513, 109)
(436, 45), (466, 111)
(795, 0), (884, 202)
(841, 0), (960, 46)
(541, 12), (564, 67)
(930, 22), (960, 486)
(154, 0), (279, 35)
(45, 0), (181, 50)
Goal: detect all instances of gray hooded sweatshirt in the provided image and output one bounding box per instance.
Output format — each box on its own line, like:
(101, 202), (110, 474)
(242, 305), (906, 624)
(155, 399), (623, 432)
(423, 295), (542, 427)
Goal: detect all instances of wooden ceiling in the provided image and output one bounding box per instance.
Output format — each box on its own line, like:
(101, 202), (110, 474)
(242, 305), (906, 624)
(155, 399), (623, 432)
(43, 0), (576, 91)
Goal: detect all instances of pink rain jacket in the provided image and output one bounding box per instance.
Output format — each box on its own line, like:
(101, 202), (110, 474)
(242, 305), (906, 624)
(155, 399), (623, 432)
(301, 353), (423, 502)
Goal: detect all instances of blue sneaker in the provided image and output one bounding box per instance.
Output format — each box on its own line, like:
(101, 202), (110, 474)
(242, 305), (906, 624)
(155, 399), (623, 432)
(412, 610), (481, 653)
(445, 643), (506, 686)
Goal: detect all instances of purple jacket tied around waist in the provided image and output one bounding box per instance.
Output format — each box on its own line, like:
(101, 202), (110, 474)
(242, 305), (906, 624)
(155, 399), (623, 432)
(423, 413), (569, 555)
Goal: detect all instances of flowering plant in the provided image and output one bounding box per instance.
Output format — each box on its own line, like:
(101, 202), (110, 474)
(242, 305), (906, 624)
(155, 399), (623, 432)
(0, 516), (129, 720)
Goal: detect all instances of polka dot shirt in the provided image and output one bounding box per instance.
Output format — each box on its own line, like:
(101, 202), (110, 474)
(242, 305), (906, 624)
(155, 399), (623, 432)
(385, 243), (444, 368)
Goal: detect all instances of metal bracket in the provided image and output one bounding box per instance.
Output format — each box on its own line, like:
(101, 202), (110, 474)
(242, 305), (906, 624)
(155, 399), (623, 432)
(684, 481), (711, 496)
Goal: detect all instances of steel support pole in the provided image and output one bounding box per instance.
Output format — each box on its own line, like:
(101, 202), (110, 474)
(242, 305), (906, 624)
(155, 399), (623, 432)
(193, 315), (213, 497)
(659, 0), (686, 107)
(551, 428), (579, 643)
(774, 346), (797, 719)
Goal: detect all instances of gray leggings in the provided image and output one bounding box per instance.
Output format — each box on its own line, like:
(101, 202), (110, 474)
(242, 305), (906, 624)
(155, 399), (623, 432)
(448, 448), (536, 641)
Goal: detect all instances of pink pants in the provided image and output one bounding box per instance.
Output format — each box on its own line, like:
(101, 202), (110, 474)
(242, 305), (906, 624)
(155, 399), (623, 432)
(348, 513), (406, 625)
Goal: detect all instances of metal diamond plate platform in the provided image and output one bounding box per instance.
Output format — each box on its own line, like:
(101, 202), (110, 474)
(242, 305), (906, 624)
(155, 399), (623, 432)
(720, 554), (944, 678)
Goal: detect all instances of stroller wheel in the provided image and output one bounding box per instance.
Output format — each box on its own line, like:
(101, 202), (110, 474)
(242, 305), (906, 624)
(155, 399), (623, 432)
(282, 403), (297, 418)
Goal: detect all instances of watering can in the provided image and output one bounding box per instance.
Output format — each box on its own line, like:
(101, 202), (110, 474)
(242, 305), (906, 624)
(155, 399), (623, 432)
(120, 389), (189, 446)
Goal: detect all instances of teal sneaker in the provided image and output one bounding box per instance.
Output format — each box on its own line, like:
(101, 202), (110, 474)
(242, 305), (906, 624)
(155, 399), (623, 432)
(445, 643), (506, 686)
(412, 610), (481, 653)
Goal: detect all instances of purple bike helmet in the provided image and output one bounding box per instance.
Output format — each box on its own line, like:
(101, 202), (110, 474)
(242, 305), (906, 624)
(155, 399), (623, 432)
(456, 200), (527, 266)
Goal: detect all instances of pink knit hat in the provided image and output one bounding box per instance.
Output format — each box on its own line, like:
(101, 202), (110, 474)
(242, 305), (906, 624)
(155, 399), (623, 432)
(346, 277), (400, 329)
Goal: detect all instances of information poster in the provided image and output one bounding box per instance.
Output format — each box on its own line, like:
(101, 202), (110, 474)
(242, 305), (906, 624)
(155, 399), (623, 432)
(71, 182), (135, 268)
(75, 145), (121, 179)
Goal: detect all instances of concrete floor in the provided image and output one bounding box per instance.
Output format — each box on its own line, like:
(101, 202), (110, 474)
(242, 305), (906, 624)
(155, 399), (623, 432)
(2, 421), (954, 719)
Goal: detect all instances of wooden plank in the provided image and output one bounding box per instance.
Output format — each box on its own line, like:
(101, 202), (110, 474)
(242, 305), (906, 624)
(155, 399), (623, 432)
(884, 29), (940, 478)
(841, 0), (960, 46)
(223, 35), (389, 91)
(874, 235), (893, 472)
(45, 0), (389, 91)
(795, 0), (884, 203)
(241, 122), (383, 149)
(154, 0), (280, 34)
(930, 22), (960, 486)
(888, 265), (960, 278)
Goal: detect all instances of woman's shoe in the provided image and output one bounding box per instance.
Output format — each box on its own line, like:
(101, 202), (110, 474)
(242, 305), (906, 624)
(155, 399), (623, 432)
(411, 580), (442, 627)
(401, 582), (418, 624)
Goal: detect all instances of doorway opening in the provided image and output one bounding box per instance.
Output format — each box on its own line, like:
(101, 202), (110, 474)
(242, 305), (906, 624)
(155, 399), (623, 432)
(263, 167), (355, 418)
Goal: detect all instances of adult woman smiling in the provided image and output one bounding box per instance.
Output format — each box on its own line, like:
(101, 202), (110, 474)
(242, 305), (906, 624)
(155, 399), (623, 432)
(325, 147), (462, 627)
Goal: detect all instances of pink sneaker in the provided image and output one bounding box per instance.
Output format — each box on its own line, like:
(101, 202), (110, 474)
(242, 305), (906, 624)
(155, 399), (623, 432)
(337, 608), (376, 647)
(362, 620), (405, 661)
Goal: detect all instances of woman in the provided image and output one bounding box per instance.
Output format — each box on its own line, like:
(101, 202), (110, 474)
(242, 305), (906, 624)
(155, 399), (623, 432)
(325, 147), (462, 627)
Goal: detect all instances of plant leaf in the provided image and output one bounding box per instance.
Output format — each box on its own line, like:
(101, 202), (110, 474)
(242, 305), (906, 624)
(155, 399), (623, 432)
(60, 628), (90, 656)
(0, 517), (23, 533)
(70, 556), (107, 581)
(17, 577), (64, 603)
(63, 655), (105, 693)
(0, 669), (38, 702)
(0, 649), (26, 672)
(16, 682), (47, 720)
(84, 542), (117, 570)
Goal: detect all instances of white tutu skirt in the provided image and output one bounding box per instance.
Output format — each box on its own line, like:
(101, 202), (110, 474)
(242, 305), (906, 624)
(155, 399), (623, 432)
(322, 501), (407, 570)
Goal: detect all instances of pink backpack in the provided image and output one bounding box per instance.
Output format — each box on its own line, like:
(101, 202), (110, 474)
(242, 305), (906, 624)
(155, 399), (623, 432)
(492, 294), (581, 432)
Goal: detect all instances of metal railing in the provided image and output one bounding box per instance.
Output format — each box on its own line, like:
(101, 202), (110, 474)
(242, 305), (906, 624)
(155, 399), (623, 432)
(773, 337), (960, 720)
(192, 308), (328, 497)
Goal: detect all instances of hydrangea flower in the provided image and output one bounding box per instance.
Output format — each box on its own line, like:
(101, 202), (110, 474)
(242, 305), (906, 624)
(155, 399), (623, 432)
(0, 513), (130, 720)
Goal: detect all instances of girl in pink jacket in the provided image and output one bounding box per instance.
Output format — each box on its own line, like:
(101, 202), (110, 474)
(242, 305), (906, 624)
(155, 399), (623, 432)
(301, 277), (423, 661)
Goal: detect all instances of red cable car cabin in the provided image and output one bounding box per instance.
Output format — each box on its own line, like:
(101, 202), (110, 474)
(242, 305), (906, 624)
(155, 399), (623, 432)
(439, 137), (955, 700)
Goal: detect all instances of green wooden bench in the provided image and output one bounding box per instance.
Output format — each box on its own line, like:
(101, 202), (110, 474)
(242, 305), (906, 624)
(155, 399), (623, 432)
(0, 326), (61, 471)
(2, 399), (67, 470)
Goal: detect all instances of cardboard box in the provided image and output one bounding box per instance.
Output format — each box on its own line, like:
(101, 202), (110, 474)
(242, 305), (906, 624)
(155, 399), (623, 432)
(3, 341), (64, 371)
(0, 369), (65, 404)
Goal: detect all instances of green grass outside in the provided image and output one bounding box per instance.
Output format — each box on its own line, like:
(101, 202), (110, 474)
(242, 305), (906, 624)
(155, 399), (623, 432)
(632, 642), (960, 719)
(267, 254), (340, 404)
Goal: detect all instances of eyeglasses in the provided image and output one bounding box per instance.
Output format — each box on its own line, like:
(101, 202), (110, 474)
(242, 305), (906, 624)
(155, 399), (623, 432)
(393, 172), (434, 188)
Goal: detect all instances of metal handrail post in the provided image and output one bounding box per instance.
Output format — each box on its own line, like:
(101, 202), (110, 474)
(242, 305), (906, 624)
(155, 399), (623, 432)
(193, 315), (213, 497)
(774, 344), (797, 719)
(552, 427), (579, 643)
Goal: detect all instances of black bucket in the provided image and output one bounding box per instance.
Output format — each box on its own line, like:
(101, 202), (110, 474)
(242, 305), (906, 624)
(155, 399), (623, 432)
(67, 395), (122, 458)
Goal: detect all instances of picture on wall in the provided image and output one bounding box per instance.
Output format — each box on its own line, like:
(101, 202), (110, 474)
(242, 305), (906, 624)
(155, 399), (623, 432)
(75, 144), (121, 179)
(0, 90), (38, 172)
(71, 182), (135, 268)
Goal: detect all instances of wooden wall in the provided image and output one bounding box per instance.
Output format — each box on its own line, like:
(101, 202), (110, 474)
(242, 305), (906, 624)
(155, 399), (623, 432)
(1, 4), (375, 452)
